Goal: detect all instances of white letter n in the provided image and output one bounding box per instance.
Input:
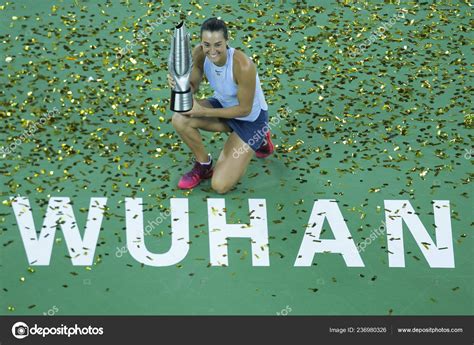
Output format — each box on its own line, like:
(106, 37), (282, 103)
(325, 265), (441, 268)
(385, 200), (454, 268)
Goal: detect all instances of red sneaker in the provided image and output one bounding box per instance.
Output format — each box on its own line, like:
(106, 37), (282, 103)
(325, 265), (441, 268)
(178, 158), (213, 189)
(255, 131), (274, 158)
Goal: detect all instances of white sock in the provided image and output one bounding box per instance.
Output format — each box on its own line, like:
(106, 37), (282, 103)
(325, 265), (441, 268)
(198, 154), (212, 165)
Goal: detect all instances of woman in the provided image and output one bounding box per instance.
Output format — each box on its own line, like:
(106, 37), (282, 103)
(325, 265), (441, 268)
(168, 17), (273, 193)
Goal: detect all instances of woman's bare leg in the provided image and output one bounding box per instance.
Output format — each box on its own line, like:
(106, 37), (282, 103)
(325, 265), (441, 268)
(211, 132), (254, 194)
(171, 99), (231, 162)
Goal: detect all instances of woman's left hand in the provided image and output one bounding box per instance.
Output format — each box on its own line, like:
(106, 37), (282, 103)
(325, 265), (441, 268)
(181, 97), (207, 118)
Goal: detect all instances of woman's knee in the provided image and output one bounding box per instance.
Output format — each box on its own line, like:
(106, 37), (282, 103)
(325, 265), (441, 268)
(211, 176), (233, 194)
(171, 112), (190, 130)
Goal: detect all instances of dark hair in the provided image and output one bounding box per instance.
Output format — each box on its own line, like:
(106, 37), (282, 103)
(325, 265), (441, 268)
(200, 17), (228, 41)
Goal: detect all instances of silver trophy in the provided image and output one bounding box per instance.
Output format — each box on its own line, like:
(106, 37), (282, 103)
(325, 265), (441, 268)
(168, 21), (193, 112)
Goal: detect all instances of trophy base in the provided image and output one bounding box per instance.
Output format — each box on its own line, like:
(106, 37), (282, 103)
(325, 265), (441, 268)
(171, 89), (193, 113)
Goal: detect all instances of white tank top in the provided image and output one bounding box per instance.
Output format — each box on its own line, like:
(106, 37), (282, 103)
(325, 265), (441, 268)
(203, 46), (268, 122)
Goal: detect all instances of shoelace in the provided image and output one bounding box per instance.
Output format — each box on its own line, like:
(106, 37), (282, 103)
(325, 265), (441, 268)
(185, 161), (210, 178)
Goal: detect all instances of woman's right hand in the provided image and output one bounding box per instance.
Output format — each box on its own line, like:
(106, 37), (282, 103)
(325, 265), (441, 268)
(167, 73), (176, 89)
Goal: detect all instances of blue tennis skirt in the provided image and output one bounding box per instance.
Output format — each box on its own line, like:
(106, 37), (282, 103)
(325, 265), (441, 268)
(207, 97), (269, 152)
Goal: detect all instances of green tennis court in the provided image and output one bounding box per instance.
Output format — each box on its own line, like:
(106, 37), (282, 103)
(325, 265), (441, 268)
(0, 0), (472, 316)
